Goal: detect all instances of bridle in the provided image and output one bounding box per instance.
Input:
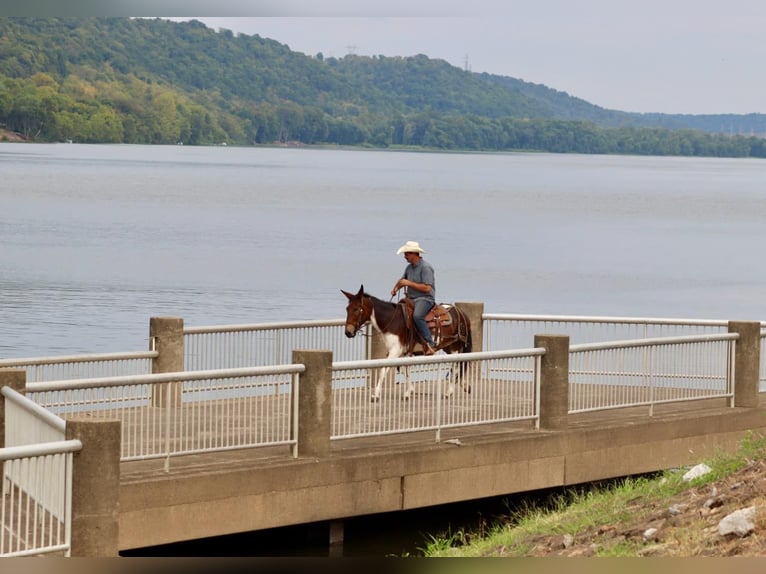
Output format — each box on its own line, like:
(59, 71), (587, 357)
(346, 295), (373, 336)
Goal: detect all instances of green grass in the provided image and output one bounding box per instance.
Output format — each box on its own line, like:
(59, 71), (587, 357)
(420, 431), (766, 557)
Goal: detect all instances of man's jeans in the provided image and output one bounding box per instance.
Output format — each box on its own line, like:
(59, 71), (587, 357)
(413, 298), (436, 347)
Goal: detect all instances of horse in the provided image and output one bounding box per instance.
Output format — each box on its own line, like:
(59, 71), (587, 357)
(341, 284), (473, 402)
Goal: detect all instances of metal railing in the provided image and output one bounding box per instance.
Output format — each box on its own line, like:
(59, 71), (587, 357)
(1, 386), (81, 557)
(331, 349), (544, 442)
(25, 365), (304, 469)
(184, 314), (766, 392)
(569, 333), (738, 415)
(483, 313), (730, 350)
(184, 319), (369, 370)
(1, 441), (81, 557)
(0, 350), (157, 383)
(485, 314), (766, 393)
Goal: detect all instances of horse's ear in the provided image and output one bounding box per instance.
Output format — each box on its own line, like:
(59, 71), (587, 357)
(341, 289), (354, 300)
(358, 284), (364, 295)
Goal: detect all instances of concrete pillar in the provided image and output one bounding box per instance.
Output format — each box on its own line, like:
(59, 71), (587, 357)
(66, 417), (121, 557)
(149, 316), (184, 407)
(328, 520), (344, 557)
(370, 327), (388, 360)
(455, 301), (484, 352)
(0, 369), (26, 448)
(294, 349), (332, 458)
(535, 334), (570, 431)
(728, 321), (761, 408)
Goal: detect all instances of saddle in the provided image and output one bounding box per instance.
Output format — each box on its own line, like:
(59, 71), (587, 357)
(398, 298), (454, 355)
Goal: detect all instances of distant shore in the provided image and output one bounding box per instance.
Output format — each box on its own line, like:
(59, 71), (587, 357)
(0, 128), (28, 142)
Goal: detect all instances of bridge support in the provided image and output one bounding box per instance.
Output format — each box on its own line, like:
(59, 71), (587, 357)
(149, 316), (184, 407)
(535, 334), (570, 430)
(328, 519), (344, 557)
(67, 417), (121, 557)
(729, 321), (761, 408)
(294, 349), (332, 458)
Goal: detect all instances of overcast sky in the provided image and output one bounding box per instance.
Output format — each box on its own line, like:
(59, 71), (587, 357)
(156, 0), (766, 116)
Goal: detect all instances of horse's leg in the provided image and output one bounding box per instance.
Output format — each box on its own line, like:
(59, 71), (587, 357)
(448, 345), (471, 395)
(442, 346), (471, 398)
(371, 364), (390, 402)
(371, 336), (406, 402)
(442, 348), (457, 399)
(402, 365), (416, 400)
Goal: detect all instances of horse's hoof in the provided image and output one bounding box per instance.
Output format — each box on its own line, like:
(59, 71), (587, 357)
(370, 396), (380, 403)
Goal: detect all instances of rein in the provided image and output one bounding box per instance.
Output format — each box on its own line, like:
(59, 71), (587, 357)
(365, 293), (403, 334)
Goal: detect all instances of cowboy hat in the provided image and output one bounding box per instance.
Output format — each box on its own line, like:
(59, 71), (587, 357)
(396, 240), (425, 254)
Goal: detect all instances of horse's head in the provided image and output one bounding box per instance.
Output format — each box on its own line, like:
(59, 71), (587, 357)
(341, 284), (372, 338)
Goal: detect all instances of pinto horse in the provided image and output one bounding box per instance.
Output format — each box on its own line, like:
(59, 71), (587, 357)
(342, 285), (472, 402)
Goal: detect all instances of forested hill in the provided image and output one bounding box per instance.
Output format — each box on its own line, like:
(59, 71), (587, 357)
(1, 17), (766, 157)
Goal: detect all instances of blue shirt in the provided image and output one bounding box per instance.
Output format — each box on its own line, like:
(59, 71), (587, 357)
(402, 258), (436, 302)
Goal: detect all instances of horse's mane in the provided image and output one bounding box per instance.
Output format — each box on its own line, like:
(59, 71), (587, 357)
(361, 291), (398, 309)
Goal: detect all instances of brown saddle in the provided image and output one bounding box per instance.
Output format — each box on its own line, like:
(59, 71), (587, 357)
(398, 298), (454, 354)
(399, 298), (453, 328)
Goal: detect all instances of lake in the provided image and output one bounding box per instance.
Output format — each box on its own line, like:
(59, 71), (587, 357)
(2, 143), (766, 358)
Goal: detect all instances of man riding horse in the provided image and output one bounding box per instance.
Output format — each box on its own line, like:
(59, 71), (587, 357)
(390, 240), (437, 355)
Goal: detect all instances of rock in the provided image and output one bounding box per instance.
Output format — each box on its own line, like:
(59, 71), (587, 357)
(643, 527), (658, 541)
(667, 504), (683, 515)
(703, 497), (724, 509)
(683, 463), (712, 481)
(718, 506), (756, 537)
(562, 534), (574, 548)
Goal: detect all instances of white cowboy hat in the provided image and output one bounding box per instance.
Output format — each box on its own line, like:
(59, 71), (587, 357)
(396, 240), (425, 254)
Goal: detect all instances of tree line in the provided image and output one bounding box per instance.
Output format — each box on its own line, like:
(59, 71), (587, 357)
(1, 17), (766, 158)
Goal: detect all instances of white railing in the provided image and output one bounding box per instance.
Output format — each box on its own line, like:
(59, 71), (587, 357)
(1, 386), (80, 557)
(184, 314), (766, 392)
(331, 349), (544, 442)
(568, 333), (737, 415)
(184, 319), (369, 370)
(3, 386), (70, 528)
(1, 441), (81, 557)
(0, 350), (157, 383)
(2, 386), (67, 447)
(483, 313), (730, 350)
(25, 365), (304, 469)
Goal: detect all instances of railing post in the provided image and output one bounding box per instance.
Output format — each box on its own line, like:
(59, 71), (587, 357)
(149, 316), (184, 407)
(370, 328), (387, 360)
(293, 349), (332, 458)
(455, 301), (484, 352)
(728, 321), (760, 408)
(535, 334), (570, 430)
(66, 417), (121, 557)
(0, 369), (26, 448)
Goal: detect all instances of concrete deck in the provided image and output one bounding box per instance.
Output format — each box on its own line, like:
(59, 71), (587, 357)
(116, 394), (766, 551)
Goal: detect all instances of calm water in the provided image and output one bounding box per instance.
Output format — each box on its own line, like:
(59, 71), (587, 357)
(2, 143), (766, 357)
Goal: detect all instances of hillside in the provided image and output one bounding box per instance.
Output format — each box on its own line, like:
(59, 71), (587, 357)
(425, 434), (766, 557)
(1, 17), (766, 157)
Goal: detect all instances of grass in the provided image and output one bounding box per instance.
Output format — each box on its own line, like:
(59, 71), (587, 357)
(420, 431), (766, 557)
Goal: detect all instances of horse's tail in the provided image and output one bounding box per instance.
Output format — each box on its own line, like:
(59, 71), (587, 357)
(459, 308), (472, 353)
